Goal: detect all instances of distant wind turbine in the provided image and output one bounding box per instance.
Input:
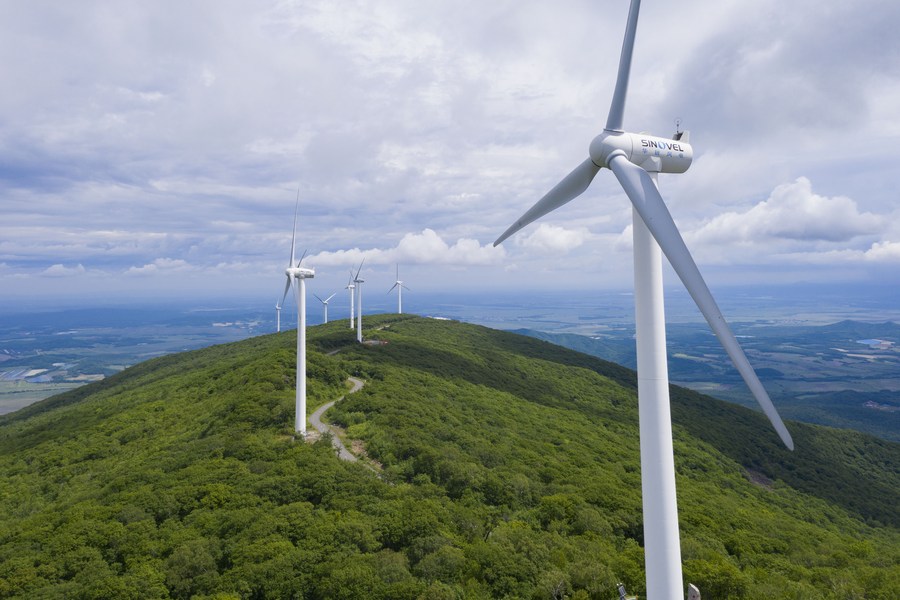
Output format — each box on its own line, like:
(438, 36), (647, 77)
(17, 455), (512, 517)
(280, 195), (315, 436)
(494, 1), (793, 598)
(313, 292), (337, 324)
(353, 261), (365, 343)
(388, 264), (410, 314)
(275, 300), (282, 333)
(345, 270), (356, 329)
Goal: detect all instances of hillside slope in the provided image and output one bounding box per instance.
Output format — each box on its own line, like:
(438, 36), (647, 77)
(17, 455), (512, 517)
(515, 322), (900, 443)
(0, 315), (897, 599)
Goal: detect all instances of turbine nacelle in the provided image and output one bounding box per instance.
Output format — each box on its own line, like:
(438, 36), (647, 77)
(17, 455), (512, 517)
(589, 130), (693, 174)
(286, 266), (315, 279)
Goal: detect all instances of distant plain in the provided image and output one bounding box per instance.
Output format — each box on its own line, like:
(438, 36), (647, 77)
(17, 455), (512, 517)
(2, 283), (897, 440)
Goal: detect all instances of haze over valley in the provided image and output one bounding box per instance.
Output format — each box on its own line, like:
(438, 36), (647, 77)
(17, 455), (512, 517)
(3, 284), (897, 442)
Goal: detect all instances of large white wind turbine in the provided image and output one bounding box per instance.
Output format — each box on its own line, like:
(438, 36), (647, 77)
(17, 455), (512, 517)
(313, 292), (336, 324)
(388, 264), (410, 314)
(353, 261), (365, 343)
(494, 2), (794, 598)
(280, 198), (315, 436)
(345, 271), (356, 329)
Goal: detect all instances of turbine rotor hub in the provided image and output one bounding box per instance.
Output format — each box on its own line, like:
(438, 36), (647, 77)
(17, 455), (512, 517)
(589, 130), (633, 168)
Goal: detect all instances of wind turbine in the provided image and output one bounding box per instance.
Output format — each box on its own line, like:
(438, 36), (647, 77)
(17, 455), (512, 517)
(345, 270), (356, 329)
(493, 2), (794, 598)
(275, 300), (282, 333)
(313, 292), (337, 324)
(280, 197), (315, 437)
(353, 261), (365, 343)
(388, 264), (410, 314)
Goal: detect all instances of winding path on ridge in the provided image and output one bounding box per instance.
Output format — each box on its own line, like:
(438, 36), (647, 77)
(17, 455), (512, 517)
(309, 376), (365, 462)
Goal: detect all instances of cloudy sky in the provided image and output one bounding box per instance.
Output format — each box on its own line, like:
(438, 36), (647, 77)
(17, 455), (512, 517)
(2, 0), (899, 308)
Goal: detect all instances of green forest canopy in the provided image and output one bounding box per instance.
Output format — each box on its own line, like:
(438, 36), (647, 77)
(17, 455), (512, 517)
(0, 315), (897, 599)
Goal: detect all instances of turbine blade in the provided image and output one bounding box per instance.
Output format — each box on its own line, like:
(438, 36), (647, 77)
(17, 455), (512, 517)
(388, 282), (398, 293)
(313, 293), (323, 303)
(280, 275), (292, 308)
(605, 0), (642, 132)
(289, 186), (300, 266)
(494, 158), (601, 246)
(608, 153), (794, 450)
(326, 293), (337, 302)
(354, 259), (365, 280)
(297, 249), (307, 267)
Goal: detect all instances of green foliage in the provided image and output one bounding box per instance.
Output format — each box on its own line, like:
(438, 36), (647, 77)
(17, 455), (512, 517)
(0, 315), (897, 599)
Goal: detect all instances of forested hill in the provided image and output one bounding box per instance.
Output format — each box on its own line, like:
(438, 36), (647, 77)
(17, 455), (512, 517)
(0, 315), (897, 599)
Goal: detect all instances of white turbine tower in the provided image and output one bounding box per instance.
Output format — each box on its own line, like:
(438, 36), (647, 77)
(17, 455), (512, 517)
(314, 292), (336, 324)
(280, 199), (314, 437)
(494, 2), (793, 598)
(388, 264), (410, 314)
(345, 271), (356, 329)
(353, 261), (365, 343)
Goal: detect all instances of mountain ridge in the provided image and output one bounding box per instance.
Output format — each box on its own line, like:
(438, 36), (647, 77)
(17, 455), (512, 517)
(513, 321), (900, 443)
(1, 315), (897, 598)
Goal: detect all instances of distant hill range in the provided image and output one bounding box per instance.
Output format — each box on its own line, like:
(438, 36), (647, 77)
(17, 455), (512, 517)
(1, 315), (897, 598)
(515, 319), (900, 443)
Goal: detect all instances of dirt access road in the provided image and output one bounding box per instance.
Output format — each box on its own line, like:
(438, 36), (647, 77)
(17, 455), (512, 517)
(309, 376), (365, 462)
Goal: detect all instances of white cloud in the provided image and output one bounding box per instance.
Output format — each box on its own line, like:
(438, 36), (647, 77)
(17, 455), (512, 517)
(614, 225), (634, 252)
(40, 263), (86, 277)
(865, 241), (900, 262)
(690, 178), (881, 244)
(515, 223), (589, 253)
(309, 228), (505, 268)
(804, 241), (900, 265)
(387, 229), (504, 266)
(124, 258), (194, 276)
